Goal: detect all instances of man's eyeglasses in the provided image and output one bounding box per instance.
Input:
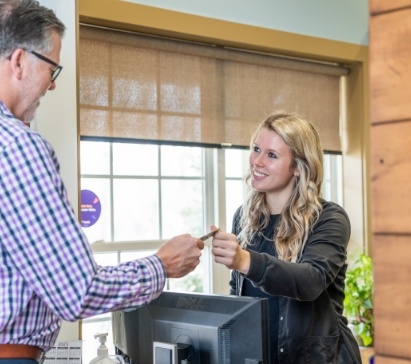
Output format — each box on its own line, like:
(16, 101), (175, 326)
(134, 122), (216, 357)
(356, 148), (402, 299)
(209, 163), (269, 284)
(23, 48), (63, 82)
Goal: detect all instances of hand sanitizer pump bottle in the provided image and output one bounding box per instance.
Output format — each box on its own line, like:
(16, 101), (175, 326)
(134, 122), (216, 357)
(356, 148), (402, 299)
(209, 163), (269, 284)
(89, 333), (125, 364)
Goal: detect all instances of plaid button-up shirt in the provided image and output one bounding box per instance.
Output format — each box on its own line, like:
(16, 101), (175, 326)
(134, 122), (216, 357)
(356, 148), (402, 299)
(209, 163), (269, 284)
(0, 101), (165, 352)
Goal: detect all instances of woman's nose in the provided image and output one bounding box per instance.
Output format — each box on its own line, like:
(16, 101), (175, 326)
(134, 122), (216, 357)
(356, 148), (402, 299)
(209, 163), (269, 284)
(253, 153), (264, 167)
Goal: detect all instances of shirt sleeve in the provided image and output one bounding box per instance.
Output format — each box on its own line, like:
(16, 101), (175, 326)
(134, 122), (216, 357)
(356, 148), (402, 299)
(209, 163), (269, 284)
(245, 202), (351, 301)
(0, 130), (166, 321)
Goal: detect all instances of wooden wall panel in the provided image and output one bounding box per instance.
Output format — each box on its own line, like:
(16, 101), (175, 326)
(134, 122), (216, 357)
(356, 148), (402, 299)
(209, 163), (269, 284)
(373, 235), (411, 357)
(370, 0), (411, 362)
(375, 356), (411, 364)
(371, 121), (411, 233)
(369, 0), (411, 15)
(369, 8), (411, 124)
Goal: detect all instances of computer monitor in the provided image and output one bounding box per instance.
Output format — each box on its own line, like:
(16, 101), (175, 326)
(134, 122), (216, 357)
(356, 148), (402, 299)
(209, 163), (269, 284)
(112, 291), (269, 364)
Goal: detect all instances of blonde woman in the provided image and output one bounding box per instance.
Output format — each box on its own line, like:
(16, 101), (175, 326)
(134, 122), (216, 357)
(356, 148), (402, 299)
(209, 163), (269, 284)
(211, 112), (361, 363)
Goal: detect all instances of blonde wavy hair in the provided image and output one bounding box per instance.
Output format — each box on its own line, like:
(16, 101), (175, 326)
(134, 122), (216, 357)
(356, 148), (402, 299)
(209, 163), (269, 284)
(239, 112), (324, 262)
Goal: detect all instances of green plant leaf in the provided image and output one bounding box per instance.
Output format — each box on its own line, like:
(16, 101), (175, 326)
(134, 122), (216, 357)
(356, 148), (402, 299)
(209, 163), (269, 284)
(344, 253), (374, 347)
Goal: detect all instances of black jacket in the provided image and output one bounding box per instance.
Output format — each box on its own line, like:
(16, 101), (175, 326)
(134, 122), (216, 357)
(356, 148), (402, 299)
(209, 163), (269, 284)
(229, 200), (362, 364)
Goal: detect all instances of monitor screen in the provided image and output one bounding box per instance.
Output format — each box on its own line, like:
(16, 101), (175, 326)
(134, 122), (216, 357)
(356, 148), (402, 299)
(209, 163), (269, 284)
(112, 291), (269, 364)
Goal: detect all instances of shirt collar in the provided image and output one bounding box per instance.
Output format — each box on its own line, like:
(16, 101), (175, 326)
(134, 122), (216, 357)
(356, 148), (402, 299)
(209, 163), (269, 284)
(0, 100), (14, 118)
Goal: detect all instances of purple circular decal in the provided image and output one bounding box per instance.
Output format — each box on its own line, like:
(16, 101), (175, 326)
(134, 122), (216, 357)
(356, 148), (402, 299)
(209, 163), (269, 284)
(81, 189), (101, 228)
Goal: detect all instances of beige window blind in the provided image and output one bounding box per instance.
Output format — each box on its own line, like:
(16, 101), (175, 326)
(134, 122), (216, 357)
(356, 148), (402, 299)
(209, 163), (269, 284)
(79, 25), (348, 151)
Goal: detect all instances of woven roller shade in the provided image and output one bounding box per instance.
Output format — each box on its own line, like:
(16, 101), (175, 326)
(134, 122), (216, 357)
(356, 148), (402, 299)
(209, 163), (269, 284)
(79, 26), (348, 151)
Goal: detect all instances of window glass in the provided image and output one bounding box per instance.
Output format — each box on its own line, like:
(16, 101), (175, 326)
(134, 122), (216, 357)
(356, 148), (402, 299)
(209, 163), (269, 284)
(167, 250), (208, 293)
(225, 148), (249, 231)
(225, 180), (246, 231)
(120, 250), (155, 262)
(322, 153), (343, 205)
(113, 179), (160, 241)
(93, 252), (118, 266)
(113, 143), (158, 176)
(161, 179), (204, 238)
(80, 141), (110, 175)
(161, 145), (203, 177)
(225, 148), (248, 178)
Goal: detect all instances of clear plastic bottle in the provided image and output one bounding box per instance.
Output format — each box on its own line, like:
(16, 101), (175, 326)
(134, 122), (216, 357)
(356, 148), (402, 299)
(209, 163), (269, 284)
(89, 333), (125, 364)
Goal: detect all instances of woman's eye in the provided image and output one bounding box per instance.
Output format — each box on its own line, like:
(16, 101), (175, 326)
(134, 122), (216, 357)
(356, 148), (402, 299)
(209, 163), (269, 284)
(268, 152), (277, 158)
(253, 146), (260, 152)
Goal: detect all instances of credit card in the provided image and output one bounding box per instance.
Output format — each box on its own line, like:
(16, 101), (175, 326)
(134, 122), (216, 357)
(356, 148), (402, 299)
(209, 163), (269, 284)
(199, 229), (219, 241)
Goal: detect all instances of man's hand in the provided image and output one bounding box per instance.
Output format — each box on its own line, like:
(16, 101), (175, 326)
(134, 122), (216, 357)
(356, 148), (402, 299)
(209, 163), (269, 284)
(156, 234), (205, 278)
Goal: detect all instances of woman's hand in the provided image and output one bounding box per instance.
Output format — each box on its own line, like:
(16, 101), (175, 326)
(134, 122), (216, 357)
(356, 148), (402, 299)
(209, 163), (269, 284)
(210, 225), (250, 274)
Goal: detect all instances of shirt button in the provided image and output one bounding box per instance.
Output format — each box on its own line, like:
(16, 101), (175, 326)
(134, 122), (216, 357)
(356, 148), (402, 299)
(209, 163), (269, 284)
(280, 348), (284, 353)
(280, 316), (283, 320)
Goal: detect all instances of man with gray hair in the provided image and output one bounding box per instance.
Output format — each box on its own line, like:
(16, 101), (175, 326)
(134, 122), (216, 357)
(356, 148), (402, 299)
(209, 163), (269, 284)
(0, 1), (204, 362)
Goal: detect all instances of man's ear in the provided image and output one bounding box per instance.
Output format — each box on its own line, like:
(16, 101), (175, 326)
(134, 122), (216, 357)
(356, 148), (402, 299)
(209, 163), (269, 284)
(9, 49), (25, 80)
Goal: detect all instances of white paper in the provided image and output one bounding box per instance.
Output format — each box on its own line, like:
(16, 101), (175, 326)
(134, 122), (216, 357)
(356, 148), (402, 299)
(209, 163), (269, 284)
(44, 340), (83, 364)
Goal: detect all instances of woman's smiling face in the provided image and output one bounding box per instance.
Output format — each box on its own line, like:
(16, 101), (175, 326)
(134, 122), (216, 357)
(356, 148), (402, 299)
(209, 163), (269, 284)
(249, 127), (298, 200)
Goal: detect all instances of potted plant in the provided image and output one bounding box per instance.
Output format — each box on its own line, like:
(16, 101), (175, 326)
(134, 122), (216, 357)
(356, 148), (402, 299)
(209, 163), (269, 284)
(344, 253), (374, 347)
